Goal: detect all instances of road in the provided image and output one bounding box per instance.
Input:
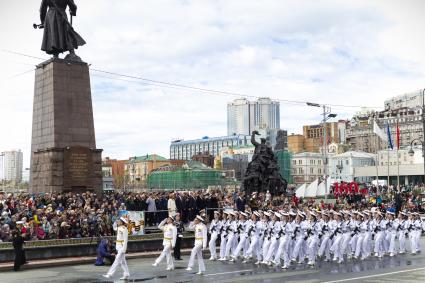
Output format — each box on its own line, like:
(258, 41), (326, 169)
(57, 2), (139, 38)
(2, 239), (425, 283)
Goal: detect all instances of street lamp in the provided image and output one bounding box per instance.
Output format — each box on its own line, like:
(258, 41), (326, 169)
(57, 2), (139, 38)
(408, 139), (425, 183)
(306, 102), (337, 200)
(408, 88), (425, 184)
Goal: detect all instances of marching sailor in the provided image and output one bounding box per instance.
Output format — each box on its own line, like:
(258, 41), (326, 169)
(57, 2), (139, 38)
(103, 217), (130, 280)
(397, 211), (408, 254)
(208, 211), (221, 261)
(186, 215), (208, 275)
(218, 212), (229, 261)
(152, 216), (177, 270)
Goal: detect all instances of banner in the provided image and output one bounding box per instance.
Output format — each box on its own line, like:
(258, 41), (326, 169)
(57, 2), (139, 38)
(396, 122), (400, 149)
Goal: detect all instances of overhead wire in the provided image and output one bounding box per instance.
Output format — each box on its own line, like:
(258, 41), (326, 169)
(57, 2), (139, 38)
(2, 49), (383, 110)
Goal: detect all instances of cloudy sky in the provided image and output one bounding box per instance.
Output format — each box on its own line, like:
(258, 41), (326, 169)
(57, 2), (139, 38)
(1, 0), (425, 167)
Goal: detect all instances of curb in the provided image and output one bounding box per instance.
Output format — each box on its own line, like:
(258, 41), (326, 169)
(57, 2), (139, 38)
(0, 249), (194, 272)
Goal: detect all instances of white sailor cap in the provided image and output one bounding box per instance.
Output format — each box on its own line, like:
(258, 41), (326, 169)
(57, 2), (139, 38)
(240, 212), (248, 217)
(274, 212), (282, 218)
(310, 211), (317, 218)
(297, 211), (306, 218)
(400, 211), (408, 216)
(214, 211), (220, 215)
(357, 212), (364, 218)
(120, 217), (128, 224)
(16, 221), (24, 225)
(334, 212), (342, 217)
(196, 215), (205, 222)
(289, 210), (297, 216)
(253, 211), (261, 217)
(264, 212), (271, 217)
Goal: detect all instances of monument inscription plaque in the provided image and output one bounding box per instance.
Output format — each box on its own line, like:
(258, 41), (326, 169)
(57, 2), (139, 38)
(64, 147), (93, 187)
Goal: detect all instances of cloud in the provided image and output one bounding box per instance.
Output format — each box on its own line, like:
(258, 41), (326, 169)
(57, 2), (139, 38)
(1, 0), (425, 168)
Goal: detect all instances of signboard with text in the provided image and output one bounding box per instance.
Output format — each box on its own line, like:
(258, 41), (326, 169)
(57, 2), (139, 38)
(64, 146), (93, 188)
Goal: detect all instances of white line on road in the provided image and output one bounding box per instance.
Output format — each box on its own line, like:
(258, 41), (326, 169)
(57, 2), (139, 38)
(322, 267), (425, 283)
(204, 269), (253, 277)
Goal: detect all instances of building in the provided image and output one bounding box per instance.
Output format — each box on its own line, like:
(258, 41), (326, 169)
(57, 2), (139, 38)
(355, 147), (425, 185)
(125, 154), (170, 184)
(291, 152), (324, 185)
(102, 161), (114, 190)
(288, 134), (305, 153)
(227, 97), (280, 136)
(329, 151), (376, 184)
(303, 122), (342, 152)
(192, 152), (215, 168)
(103, 157), (126, 189)
(346, 90), (425, 154)
(1, 150), (23, 184)
(220, 145), (255, 181)
(170, 135), (250, 160)
(0, 153), (4, 180)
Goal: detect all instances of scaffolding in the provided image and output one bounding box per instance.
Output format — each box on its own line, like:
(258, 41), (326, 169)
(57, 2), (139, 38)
(275, 150), (293, 184)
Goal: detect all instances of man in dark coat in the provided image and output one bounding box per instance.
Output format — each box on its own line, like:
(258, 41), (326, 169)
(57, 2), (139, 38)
(187, 193), (197, 222)
(12, 226), (26, 271)
(39, 0), (86, 59)
(173, 213), (184, 260)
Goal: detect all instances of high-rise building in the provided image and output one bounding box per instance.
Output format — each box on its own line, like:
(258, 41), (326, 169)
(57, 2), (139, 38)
(227, 97), (280, 136)
(1, 150), (23, 184)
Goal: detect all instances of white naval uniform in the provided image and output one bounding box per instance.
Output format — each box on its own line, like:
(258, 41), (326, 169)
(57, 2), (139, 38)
(306, 220), (321, 264)
(274, 220), (293, 268)
(245, 220), (264, 261)
(208, 219), (221, 260)
(362, 218), (373, 259)
(264, 220), (281, 263)
(188, 222), (208, 272)
(233, 220), (249, 259)
(106, 225), (130, 278)
(224, 220), (237, 258)
(154, 220), (177, 269)
(386, 219), (397, 256)
(219, 220), (229, 259)
(318, 220), (332, 261)
(397, 219), (408, 254)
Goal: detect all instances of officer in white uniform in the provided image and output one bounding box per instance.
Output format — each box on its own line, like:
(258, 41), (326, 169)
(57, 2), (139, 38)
(186, 215), (208, 275)
(397, 211), (408, 254)
(152, 216), (177, 270)
(103, 217), (130, 280)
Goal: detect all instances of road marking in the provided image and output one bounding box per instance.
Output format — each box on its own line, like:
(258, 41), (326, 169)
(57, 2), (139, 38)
(322, 267), (425, 283)
(204, 269), (253, 277)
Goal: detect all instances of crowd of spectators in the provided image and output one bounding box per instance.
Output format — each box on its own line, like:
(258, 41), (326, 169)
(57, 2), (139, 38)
(1, 184), (424, 242)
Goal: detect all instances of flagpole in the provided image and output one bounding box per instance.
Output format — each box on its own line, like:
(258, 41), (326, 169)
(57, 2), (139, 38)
(396, 120), (400, 189)
(387, 148), (390, 187)
(375, 133), (379, 184)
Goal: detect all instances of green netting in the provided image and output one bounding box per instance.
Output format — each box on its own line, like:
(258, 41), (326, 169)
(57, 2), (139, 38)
(275, 150), (293, 184)
(147, 169), (227, 190)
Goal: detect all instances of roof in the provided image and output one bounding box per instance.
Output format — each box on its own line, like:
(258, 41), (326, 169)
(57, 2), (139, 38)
(128, 154), (168, 163)
(333, 151), (376, 159)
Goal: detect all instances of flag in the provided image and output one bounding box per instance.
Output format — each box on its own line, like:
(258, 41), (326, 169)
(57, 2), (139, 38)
(373, 120), (387, 141)
(387, 123), (393, 149)
(396, 121), (400, 149)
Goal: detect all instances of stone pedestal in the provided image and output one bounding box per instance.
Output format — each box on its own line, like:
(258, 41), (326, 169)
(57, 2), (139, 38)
(30, 58), (102, 194)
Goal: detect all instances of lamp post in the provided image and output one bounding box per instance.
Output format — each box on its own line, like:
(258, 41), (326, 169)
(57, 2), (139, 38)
(307, 102), (337, 200)
(408, 139), (425, 184)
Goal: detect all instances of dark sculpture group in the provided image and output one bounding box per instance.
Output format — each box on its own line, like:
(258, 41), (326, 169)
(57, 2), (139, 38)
(243, 131), (287, 196)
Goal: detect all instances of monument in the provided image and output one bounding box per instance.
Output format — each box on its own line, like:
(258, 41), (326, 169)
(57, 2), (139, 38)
(243, 131), (287, 196)
(30, 0), (102, 194)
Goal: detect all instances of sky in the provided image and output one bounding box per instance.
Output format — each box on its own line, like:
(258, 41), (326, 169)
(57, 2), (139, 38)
(1, 0), (425, 168)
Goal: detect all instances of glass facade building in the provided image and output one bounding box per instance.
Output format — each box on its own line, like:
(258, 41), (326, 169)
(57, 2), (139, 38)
(170, 135), (250, 160)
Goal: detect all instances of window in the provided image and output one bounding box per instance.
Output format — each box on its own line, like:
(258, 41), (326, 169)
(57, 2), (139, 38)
(299, 168), (303, 174)
(310, 168), (314, 174)
(346, 160), (349, 165)
(299, 160), (302, 165)
(318, 168), (322, 174)
(318, 160), (321, 165)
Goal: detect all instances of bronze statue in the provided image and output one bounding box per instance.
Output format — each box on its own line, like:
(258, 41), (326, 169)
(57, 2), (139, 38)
(36, 0), (86, 61)
(243, 131), (287, 196)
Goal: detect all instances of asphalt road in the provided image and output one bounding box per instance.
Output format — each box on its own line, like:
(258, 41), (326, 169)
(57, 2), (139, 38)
(2, 238), (425, 283)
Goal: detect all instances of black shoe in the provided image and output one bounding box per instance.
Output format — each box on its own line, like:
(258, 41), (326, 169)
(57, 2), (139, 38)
(175, 258), (183, 261)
